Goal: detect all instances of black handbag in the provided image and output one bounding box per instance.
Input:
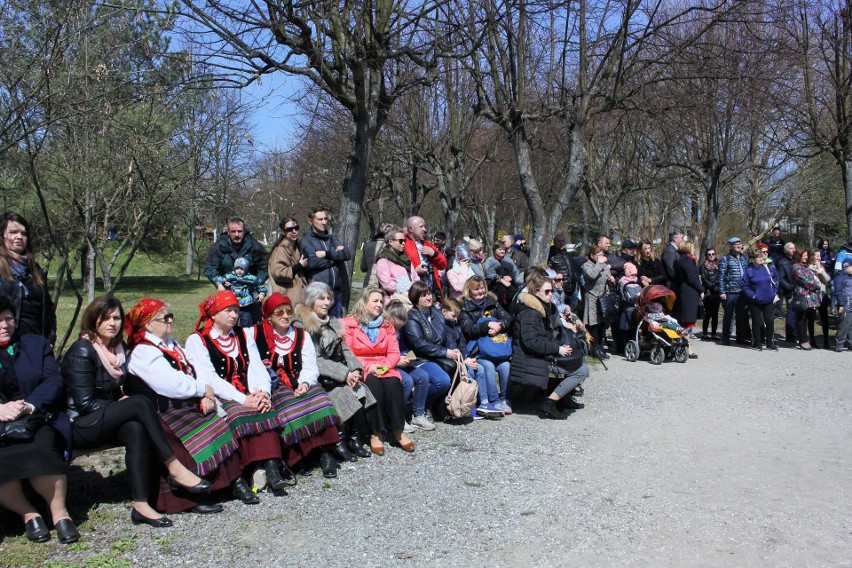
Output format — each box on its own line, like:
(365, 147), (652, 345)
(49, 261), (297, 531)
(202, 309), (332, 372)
(597, 284), (621, 322)
(0, 411), (45, 444)
(791, 296), (808, 314)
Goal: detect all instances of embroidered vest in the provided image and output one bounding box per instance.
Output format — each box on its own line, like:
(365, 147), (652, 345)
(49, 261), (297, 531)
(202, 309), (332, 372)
(255, 326), (304, 389)
(202, 329), (251, 394)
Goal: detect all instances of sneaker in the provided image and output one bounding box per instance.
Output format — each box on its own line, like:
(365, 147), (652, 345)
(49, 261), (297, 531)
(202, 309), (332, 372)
(470, 407), (484, 420)
(494, 401), (513, 415)
(476, 403), (503, 419)
(403, 421), (416, 433)
(411, 414), (436, 431)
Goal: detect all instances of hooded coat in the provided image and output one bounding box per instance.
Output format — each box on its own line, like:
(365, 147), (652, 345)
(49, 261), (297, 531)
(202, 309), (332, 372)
(508, 292), (582, 390)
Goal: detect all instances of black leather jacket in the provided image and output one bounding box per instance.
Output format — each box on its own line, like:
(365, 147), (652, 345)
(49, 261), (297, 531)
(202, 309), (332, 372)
(61, 339), (125, 419)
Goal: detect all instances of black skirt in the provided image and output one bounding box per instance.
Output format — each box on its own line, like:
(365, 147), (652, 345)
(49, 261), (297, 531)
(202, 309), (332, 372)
(0, 424), (66, 485)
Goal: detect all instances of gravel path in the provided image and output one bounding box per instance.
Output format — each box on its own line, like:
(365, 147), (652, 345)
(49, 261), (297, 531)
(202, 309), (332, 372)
(3, 340), (851, 567)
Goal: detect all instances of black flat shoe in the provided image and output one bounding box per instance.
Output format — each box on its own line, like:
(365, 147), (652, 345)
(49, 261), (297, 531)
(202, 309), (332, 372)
(167, 475), (211, 494)
(190, 502), (223, 515)
(572, 385), (584, 397)
(25, 517), (50, 543)
(335, 439), (357, 462)
(130, 509), (173, 528)
(232, 478), (260, 505)
(55, 518), (80, 544)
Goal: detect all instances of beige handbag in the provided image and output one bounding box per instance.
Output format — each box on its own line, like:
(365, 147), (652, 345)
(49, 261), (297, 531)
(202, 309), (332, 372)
(444, 359), (478, 418)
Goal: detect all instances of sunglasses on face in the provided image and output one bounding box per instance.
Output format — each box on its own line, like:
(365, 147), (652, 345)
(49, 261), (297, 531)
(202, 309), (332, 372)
(152, 313), (174, 323)
(284, 225), (299, 232)
(272, 309), (293, 318)
(540, 288), (553, 295)
(395, 239), (405, 244)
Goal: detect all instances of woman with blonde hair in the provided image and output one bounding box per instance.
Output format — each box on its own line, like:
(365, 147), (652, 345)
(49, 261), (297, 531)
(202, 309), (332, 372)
(341, 287), (413, 455)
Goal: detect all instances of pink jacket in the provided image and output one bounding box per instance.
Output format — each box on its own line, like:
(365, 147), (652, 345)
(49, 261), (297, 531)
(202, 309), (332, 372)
(341, 316), (402, 380)
(375, 258), (419, 297)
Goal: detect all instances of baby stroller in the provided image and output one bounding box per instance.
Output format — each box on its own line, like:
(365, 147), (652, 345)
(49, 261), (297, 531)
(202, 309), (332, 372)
(624, 285), (690, 365)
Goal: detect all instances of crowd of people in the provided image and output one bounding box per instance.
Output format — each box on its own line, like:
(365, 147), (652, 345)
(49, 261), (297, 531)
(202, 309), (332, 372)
(2, 208), (850, 544)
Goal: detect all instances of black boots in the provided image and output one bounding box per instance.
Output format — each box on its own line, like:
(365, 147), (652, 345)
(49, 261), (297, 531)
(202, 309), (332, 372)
(232, 478), (260, 504)
(335, 426), (358, 462)
(347, 432), (371, 458)
(540, 398), (569, 420)
(319, 448), (338, 478)
(265, 459), (288, 491)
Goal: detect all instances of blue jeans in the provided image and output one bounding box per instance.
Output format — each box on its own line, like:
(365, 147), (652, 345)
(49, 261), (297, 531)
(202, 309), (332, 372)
(476, 359), (510, 403)
(399, 370), (415, 407)
(329, 290), (345, 318)
(409, 362), (451, 416)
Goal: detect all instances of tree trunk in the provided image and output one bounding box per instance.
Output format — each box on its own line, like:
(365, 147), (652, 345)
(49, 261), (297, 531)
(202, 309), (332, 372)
(337, 112), (379, 313)
(87, 242), (96, 303)
(186, 208), (196, 276)
(509, 123), (548, 264)
(844, 156), (852, 240)
(700, 166), (723, 258)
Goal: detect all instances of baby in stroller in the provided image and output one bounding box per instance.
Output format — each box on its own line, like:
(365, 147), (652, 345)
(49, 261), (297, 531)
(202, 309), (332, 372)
(646, 302), (688, 336)
(624, 285), (691, 364)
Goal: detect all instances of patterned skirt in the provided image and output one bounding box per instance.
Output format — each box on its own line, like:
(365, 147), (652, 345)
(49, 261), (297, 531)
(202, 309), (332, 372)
(271, 384), (340, 464)
(220, 400), (281, 439)
(159, 403), (239, 477)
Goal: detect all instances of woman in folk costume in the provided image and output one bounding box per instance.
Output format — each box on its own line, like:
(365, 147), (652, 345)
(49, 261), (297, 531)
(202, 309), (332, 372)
(125, 298), (253, 513)
(184, 291), (290, 496)
(253, 293), (341, 479)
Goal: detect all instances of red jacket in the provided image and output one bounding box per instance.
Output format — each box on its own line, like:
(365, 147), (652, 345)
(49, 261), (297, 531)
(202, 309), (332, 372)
(341, 316), (402, 380)
(404, 237), (448, 292)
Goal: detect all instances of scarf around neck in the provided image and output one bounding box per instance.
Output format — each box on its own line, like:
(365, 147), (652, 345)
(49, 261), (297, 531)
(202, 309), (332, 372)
(87, 335), (126, 380)
(361, 315), (384, 344)
(377, 246), (411, 270)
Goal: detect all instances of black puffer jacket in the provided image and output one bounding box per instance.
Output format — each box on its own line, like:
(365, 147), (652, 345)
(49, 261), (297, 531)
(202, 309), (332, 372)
(508, 293), (564, 390)
(458, 296), (513, 343)
(61, 339), (125, 419)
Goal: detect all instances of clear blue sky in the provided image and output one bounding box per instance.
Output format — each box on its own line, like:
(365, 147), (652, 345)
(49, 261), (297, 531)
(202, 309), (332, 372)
(243, 72), (305, 151)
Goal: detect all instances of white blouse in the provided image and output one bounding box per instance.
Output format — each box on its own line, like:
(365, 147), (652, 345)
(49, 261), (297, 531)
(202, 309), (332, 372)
(184, 326), (271, 404)
(127, 332), (206, 400)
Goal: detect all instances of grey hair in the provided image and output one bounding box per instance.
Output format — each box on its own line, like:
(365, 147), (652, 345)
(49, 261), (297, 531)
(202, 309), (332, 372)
(302, 281), (333, 309)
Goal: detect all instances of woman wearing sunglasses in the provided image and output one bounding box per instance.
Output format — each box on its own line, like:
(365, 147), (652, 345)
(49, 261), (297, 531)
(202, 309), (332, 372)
(699, 248), (721, 340)
(375, 225), (418, 302)
(124, 299), (246, 515)
(269, 216), (309, 304)
(509, 269), (587, 420)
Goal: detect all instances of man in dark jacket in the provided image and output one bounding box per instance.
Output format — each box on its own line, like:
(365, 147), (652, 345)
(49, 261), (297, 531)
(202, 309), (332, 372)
(762, 226), (786, 265)
(204, 217), (269, 292)
(501, 234), (529, 275)
(661, 227), (684, 287)
(548, 234), (579, 307)
(300, 206), (352, 317)
(776, 241), (797, 342)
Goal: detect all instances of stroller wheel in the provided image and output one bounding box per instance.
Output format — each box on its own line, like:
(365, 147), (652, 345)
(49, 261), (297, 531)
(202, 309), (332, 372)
(672, 344), (689, 363)
(624, 340), (640, 362)
(649, 345), (665, 365)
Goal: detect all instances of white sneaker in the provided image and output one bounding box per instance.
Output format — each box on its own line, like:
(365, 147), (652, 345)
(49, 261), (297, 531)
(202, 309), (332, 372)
(411, 414), (436, 431)
(403, 421), (415, 433)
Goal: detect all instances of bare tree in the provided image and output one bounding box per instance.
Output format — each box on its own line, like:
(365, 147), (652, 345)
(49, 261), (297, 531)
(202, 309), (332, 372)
(460, 0), (733, 263)
(176, 0), (453, 308)
(788, 0), (852, 239)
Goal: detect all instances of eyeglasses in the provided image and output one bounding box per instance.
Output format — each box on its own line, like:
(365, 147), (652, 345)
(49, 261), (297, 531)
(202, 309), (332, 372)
(284, 225), (299, 232)
(540, 288), (553, 295)
(706, 253), (716, 256)
(395, 239), (405, 244)
(152, 313), (174, 323)
(272, 309), (293, 318)
(553, 276), (564, 281)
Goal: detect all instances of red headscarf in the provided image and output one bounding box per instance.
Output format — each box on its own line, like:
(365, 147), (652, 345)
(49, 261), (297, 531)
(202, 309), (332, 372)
(195, 291), (239, 335)
(124, 298), (165, 350)
(261, 292), (292, 319)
